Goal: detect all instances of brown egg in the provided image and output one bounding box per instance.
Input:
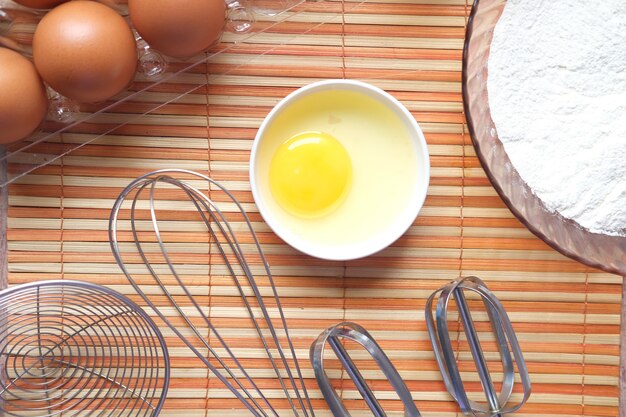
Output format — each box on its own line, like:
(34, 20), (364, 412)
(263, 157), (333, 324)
(32, 1), (137, 103)
(129, 0), (226, 59)
(0, 48), (48, 145)
(12, 0), (68, 9)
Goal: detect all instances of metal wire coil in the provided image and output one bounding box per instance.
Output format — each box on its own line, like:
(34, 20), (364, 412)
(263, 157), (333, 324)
(0, 280), (169, 417)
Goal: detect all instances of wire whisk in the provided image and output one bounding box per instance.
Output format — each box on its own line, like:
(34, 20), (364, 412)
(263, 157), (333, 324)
(109, 169), (314, 417)
(0, 280), (169, 417)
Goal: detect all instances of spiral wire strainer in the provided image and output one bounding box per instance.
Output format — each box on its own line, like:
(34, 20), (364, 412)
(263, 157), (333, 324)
(0, 280), (169, 417)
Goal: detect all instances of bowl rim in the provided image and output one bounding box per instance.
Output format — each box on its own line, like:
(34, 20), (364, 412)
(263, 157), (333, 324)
(249, 79), (430, 261)
(462, 0), (626, 276)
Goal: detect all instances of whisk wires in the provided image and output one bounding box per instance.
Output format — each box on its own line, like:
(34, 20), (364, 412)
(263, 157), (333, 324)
(109, 169), (314, 417)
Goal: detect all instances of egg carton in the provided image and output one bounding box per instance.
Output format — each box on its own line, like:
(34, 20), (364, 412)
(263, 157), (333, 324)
(0, 0), (314, 186)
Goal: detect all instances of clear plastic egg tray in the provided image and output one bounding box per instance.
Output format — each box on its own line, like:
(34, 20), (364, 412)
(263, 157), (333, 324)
(0, 0), (347, 186)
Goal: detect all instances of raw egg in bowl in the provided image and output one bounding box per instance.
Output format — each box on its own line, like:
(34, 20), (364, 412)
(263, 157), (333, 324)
(250, 79), (430, 260)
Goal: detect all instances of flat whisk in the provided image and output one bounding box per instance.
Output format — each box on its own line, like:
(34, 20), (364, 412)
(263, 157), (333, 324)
(0, 280), (169, 417)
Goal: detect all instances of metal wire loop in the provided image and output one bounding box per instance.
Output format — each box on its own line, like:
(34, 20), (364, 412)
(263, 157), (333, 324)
(425, 276), (531, 417)
(310, 321), (421, 417)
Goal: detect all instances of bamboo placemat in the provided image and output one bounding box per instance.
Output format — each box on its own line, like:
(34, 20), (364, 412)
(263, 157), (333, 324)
(4, 0), (622, 416)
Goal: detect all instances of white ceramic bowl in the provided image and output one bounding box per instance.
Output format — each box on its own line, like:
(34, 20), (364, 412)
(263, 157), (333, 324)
(250, 79), (430, 260)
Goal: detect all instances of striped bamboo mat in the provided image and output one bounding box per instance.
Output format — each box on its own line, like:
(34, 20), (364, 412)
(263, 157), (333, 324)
(5, 0), (622, 416)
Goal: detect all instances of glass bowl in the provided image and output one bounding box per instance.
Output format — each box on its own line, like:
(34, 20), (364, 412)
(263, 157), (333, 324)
(463, 0), (626, 276)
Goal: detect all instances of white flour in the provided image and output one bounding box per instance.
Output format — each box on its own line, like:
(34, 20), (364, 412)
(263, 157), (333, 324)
(488, 0), (626, 236)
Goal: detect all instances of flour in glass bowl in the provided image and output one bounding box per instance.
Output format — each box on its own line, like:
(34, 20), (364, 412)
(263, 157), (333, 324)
(487, 0), (626, 236)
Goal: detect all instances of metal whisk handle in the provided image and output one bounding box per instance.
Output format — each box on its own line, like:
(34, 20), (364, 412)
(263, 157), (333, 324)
(310, 322), (421, 417)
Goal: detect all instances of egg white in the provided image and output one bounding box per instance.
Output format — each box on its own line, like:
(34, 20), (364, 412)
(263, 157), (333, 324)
(253, 86), (427, 258)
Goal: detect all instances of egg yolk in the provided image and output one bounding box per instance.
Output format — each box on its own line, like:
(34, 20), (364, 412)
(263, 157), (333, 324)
(269, 131), (352, 218)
